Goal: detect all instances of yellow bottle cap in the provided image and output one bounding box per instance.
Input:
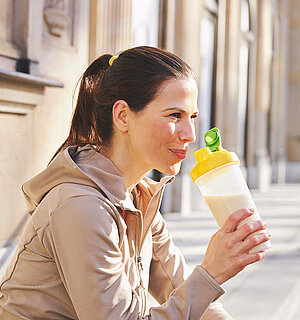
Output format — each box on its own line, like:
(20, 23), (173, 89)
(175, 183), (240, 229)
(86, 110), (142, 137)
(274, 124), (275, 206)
(191, 127), (240, 183)
(191, 146), (240, 183)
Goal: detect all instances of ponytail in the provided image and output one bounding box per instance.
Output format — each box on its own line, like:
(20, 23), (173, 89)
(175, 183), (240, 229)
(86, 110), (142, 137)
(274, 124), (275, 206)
(50, 54), (112, 162)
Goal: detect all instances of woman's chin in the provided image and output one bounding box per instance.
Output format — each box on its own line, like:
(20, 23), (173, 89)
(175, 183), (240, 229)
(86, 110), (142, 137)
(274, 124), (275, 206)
(164, 162), (183, 176)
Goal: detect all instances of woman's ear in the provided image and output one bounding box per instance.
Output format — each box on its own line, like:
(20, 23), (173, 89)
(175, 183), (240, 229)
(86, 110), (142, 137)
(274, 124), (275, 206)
(112, 100), (130, 133)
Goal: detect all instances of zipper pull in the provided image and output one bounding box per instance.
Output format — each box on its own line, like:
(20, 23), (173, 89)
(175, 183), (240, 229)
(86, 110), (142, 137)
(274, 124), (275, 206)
(137, 255), (146, 316)
(137, 256), (143, 271)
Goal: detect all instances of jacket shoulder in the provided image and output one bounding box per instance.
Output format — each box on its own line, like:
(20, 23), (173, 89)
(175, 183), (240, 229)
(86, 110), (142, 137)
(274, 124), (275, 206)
(31, 183), (120, 233)
(56, 183), (109, 204)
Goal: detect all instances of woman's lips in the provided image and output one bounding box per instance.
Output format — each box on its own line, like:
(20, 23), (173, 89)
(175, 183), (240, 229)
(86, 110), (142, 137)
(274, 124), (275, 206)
(170, 149), (187, 159)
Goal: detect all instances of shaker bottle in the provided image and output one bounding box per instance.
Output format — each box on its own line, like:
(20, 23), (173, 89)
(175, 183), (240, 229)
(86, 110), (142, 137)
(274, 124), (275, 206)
(191, 127), (271, 254)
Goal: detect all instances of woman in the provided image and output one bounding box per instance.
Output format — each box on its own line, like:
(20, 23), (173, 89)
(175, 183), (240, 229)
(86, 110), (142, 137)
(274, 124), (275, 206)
(0, 46), (270, 319)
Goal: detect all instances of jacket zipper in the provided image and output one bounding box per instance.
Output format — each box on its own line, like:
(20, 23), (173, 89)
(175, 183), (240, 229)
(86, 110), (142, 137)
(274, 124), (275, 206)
(135, 211), (147, 316)
(132, 183), (169, 316)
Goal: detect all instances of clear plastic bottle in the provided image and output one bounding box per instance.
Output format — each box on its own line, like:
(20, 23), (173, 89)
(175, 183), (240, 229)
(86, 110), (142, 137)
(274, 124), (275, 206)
(191, 128), (271, 254)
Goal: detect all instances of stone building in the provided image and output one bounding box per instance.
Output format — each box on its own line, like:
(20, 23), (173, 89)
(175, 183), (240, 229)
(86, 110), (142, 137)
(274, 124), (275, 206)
(0, 0), (299, 247)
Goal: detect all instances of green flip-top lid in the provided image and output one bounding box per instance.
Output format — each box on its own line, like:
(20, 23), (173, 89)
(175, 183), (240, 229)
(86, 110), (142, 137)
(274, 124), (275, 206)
(191, 127), (240, 182)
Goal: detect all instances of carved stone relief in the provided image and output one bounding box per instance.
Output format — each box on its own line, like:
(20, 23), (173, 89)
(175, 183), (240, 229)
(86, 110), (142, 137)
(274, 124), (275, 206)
(43, 0), (74, 45)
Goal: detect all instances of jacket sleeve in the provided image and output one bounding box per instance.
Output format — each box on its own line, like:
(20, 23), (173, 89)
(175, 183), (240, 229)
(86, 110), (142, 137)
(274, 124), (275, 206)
(149, 211), (233, 319)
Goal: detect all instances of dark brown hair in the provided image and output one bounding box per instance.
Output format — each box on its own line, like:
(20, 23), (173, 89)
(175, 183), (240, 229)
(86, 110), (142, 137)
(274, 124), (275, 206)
(51, 46), (192, 160)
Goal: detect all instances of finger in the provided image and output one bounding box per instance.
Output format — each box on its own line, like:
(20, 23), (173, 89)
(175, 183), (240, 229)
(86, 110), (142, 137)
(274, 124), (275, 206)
(243, 250), (266, 267)
(241, 232), (271, 253)
(234, 220), (266, 242)
(221, 208), (254, 233)
(234, 250), (266, 271)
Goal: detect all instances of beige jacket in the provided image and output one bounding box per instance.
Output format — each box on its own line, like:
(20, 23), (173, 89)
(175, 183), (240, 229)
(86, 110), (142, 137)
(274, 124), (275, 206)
(0, 145), (232, 319)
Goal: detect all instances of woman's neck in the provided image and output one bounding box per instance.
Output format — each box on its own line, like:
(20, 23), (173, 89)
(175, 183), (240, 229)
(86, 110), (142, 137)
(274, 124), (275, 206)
(100, 141), (149, 193)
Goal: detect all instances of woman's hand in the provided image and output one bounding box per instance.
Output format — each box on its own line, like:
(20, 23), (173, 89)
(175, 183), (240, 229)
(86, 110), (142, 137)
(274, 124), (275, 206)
(201, 208), (271, 285)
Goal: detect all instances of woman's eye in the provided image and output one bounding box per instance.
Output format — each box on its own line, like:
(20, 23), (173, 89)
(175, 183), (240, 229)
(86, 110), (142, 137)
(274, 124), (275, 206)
(170, 113), (181, 119)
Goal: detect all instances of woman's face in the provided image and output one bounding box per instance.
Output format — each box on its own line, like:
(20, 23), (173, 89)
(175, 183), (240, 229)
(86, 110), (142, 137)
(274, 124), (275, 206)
(127, 77), (199, 175)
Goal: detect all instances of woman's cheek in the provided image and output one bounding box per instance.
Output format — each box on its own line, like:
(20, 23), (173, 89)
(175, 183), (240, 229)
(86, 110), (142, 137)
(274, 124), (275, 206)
(153, 121), (176, 142)
(164, 122), (176, 136)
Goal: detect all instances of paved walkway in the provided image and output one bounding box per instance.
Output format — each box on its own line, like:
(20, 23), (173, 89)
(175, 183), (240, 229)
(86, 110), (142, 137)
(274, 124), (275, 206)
(163, 184), (300, 319)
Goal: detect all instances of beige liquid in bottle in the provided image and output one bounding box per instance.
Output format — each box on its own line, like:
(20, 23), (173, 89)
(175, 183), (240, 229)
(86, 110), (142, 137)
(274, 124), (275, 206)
(204, 193), (271, 253)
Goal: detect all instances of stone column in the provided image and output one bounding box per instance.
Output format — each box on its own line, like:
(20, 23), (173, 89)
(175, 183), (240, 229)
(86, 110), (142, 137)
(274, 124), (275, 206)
(89, 0), (132, 62)
(162, 0), (177, 53)
(174, 0), (202, 73)
(286, 0), (300, 182)
(215, 0), (241, 153)
(249, 0), (273, 190)
(169, 0), (202, 215)
(214, 0), (227, 136)
(268, 0), (289, 183)
(245, 0), (258, 178)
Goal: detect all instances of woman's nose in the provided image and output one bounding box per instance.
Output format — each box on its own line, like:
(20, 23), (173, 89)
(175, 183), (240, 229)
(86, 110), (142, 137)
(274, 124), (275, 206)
(179, 119), (196, 143)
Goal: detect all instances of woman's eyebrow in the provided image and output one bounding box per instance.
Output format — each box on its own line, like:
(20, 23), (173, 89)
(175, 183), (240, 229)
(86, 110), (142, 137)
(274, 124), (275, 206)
(162, 107), (188, 113)
(162, 107), (199, 115)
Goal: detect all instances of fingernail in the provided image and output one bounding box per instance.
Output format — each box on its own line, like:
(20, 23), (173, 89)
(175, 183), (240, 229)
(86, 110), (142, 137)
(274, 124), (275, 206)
(249, 208), (255, 213)
(267, 232), (272, 238)
(263, 223), (267, 229)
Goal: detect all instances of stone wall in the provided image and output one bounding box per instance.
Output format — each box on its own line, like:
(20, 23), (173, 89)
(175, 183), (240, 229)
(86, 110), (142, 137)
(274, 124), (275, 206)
(0, 0), (89, 245)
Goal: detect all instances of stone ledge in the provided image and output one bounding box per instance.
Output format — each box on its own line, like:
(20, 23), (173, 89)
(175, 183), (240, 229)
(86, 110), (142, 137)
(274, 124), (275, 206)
(0, 69), (64, 88)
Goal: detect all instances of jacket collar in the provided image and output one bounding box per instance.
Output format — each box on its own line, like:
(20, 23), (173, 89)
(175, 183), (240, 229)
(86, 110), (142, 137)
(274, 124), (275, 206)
(22, 144), (174, 215)
(73, 145), (174, 212)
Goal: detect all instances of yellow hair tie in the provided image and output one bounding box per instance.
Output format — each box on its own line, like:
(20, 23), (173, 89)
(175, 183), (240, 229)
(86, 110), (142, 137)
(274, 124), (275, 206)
(109, 55), (118, 66)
